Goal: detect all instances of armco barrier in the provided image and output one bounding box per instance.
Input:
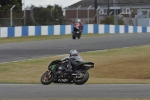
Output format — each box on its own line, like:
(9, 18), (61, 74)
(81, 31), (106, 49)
(0, 24), (150, 38)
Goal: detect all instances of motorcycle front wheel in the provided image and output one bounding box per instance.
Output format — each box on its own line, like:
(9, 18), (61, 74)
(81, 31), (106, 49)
(72, 32), (76, 39)
(41, 71), (54, 85)
(73, 71), (89, 85)
(77, 32), (81, 39)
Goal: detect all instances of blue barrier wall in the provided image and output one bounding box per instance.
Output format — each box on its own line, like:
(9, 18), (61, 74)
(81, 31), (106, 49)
(0, 24), (149, 38)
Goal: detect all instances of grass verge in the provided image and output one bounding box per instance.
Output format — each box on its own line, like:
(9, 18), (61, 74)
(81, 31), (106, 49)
(0, 45), (150, 84)
(0, 34), (110, 44)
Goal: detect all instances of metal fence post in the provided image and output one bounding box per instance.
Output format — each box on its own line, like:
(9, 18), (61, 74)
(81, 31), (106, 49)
(10, 5), (15, 27)
(51, 6), (55, 18)
(96, 6), (100, 24)
(23, 0), (26, 25)
(129, 10), (133, 25)
(76, 5), (81, 19)
(98, 9), (102, 24)
(114, 0), (118, 25)
(87, 5), (92, 24)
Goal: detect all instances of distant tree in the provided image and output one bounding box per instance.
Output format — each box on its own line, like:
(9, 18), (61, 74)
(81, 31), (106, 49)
(31, 4), (65, 25)
(0, 0), (22, 10)
(0, 2), (66, 26)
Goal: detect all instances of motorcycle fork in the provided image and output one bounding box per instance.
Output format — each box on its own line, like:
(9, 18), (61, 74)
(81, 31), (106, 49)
(47, 71), (52, 78)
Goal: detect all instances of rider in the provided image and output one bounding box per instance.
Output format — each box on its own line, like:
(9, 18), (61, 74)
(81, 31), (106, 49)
(73, 19), (83, 33)
(66, 49), (83, 72)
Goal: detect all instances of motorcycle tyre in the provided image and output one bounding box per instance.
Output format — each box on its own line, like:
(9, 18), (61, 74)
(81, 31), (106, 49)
(72, 32), (76, 39)
(41, 71), (54, 85)
(77, 32), (81, 39)
(73, 71), (89, 85)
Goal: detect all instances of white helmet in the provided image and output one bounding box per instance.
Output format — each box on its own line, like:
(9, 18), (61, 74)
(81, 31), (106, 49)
(70, 49), (78, 56)
(76, 19), (81, 23)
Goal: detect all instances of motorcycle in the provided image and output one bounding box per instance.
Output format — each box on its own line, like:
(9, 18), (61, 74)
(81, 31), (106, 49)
(41, 57), (94, 85)
(72, 23), (83, 39)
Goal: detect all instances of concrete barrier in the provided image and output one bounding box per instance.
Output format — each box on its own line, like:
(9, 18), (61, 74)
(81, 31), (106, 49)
(0, 24), (150, 38)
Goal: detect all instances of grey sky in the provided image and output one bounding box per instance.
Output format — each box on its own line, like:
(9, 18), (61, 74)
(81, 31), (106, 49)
(22, 0), (81, 8)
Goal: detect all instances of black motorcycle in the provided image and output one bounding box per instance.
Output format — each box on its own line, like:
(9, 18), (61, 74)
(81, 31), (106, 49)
(41, 58), (94, 85)
(72, 23), (82, 39)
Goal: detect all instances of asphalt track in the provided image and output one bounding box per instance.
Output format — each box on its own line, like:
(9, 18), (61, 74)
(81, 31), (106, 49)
(1, 33), (150, 98)
(0, 84), (150, 99)
(1, 33), (150, 63)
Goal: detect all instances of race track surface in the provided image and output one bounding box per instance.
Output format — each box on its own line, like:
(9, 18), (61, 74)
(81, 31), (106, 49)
(0, 84), (150, 99)
(1, 33), (150, 63)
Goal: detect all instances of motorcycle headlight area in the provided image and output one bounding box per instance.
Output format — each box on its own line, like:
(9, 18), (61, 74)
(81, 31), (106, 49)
(48, 65), (56, 71)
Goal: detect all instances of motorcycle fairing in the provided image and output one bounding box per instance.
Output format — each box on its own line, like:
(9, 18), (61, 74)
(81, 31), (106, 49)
(77, 62), (94, 70)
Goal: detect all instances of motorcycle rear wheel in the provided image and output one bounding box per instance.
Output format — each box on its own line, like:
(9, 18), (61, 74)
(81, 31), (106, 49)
(73, 71), (89, 85)
(41, 71), (54, 85)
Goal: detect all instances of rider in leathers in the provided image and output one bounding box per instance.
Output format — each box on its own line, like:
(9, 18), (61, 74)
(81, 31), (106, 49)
(61, 49), (83, 72)
(73, 19), (83, 33)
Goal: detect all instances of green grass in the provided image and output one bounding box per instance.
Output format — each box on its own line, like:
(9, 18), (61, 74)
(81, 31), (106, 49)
(1, 45), (150, 84)
(0, 34), (111, 44)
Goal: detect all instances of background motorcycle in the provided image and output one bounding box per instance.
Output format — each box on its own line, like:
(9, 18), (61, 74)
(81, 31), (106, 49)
(72, 23), (82, 39)
(41, 58), (94, 85)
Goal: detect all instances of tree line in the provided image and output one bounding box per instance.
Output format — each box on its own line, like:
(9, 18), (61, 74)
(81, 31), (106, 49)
(0, 0), (66, 26)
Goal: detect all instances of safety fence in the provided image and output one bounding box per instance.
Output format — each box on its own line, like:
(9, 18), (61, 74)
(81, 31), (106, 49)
(0, 24), (149, 38)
